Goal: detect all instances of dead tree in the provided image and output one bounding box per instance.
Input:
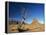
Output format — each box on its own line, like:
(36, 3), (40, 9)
(18, 7), (31, 32)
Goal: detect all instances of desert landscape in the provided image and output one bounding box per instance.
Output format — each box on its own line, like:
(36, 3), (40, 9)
(7, 19), (45, 33)
(7, 2), (44, 33)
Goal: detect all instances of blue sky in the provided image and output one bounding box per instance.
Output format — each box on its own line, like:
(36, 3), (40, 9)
(9, 2), (44, 24)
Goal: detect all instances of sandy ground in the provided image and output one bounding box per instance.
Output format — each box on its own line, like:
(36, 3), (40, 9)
(7, 19), (45, 33)
(7, 22), (45, 33)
